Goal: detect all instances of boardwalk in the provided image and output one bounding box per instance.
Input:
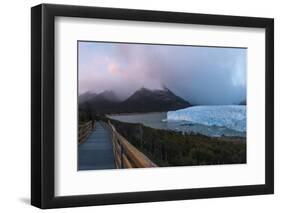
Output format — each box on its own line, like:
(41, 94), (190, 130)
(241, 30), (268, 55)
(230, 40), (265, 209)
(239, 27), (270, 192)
(78, 122), (116, 170)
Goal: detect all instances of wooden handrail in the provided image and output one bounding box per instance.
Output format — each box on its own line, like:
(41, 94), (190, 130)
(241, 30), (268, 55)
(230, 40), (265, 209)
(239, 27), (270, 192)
(78, 121), (93, 144)
(107, 121), (157, 168)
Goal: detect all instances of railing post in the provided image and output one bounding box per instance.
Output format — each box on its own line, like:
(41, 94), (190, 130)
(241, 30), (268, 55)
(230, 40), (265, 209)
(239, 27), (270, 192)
(109, 122), (157, 168)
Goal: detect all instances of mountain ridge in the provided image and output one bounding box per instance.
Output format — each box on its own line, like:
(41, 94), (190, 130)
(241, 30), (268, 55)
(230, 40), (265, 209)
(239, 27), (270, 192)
(79, 87), (191, 114)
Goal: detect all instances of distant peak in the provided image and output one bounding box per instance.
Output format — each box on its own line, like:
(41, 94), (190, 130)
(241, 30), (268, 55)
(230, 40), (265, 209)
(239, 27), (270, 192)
(79, 91), (95, 96)
(136, 86), (171, 93)
(161, 84), (170, 91)
(96, 90), (120, 102)
(100, 90), (114, 95)
(139, 87), (149, 91)
(78, 91), (97, 103)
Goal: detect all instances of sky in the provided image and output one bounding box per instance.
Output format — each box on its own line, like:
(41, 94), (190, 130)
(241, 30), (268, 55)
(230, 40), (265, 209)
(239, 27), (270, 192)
(78, 41), (247, 105)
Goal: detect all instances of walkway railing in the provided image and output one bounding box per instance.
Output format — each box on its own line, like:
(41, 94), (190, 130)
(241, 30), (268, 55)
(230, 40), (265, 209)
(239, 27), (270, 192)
(78, 121), (93, 144)
(107, 121), (157, 169)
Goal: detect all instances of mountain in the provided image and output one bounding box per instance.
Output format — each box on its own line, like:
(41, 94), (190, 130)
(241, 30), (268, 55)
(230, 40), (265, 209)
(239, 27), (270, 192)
(79, 87), (191, 114)
(78, 91), (97, 104)
(91, 90), (121, 102)
(79, 90), (121, 113)
(120, 87), (191, 113)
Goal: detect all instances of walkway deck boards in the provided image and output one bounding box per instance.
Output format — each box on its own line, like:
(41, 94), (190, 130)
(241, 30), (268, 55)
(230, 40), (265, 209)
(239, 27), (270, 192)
(78, 122), (116, 170)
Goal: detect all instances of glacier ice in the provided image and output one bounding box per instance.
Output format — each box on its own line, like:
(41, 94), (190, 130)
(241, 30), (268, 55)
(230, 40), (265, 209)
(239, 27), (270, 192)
(167, 105), (246, 132)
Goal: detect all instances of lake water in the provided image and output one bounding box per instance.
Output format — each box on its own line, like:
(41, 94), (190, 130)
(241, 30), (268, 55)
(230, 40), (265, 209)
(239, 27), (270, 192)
(108, 111), (246, 137)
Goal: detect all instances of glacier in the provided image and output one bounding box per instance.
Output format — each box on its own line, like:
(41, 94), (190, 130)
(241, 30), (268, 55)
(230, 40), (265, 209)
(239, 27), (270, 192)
(167, 105), (246, 132)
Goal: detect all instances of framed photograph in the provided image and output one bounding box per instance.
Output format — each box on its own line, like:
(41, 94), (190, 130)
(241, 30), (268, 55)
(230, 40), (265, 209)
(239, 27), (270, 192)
(31, 4), (274, 209)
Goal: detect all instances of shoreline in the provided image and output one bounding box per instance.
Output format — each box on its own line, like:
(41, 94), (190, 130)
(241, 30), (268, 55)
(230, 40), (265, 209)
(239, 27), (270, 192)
(106, 118), (246, 139)
(106, 111), (167, 116)
(106, 110), (246, 139)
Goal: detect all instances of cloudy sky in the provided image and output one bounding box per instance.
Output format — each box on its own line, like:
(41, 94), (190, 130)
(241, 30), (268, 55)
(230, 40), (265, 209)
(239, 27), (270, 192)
(78, 41), (247, 105)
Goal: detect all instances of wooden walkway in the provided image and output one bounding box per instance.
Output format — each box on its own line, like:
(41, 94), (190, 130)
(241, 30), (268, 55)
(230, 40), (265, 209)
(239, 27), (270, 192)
(78, 122), (116, 170)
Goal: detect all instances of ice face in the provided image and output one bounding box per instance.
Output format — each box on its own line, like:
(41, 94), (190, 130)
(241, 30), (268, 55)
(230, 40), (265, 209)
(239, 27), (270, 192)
(167, 105), (246, 132)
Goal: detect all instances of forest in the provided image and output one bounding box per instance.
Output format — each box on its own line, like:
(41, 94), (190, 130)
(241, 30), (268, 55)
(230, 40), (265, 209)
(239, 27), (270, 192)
(103, 117), (245, 167)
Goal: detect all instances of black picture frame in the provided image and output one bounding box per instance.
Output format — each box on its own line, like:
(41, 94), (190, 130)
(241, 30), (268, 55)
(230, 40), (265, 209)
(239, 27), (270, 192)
(31, 3), (274, 209)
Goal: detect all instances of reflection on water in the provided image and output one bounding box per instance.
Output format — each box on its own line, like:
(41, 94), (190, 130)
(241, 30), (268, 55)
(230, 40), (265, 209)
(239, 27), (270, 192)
(107, 112), (246, 137)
